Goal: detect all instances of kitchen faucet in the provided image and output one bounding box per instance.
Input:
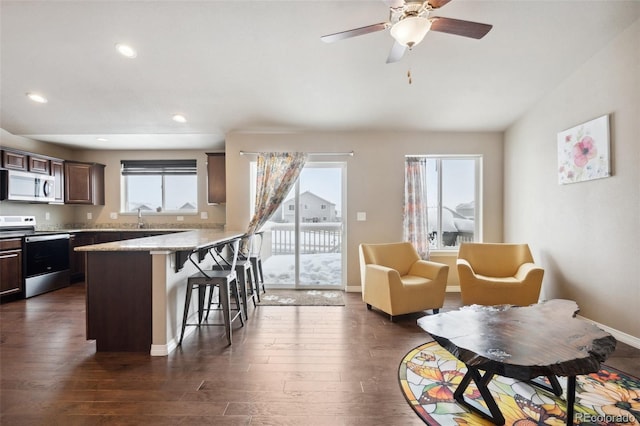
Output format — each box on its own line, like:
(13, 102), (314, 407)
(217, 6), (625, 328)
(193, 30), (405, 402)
(137, 208), (144, 229)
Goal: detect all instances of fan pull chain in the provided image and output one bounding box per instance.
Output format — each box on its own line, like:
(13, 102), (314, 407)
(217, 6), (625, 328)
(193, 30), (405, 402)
(407, 48), (413, 84)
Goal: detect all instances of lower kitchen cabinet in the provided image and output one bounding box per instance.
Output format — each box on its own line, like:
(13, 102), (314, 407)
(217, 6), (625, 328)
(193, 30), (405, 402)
(0, 238), (23, 299)
(70, 231), (174, 282)
(69, 233), (95, 282)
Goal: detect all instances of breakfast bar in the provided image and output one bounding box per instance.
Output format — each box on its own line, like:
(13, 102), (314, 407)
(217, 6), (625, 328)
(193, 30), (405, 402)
(75, 229), (244, 355)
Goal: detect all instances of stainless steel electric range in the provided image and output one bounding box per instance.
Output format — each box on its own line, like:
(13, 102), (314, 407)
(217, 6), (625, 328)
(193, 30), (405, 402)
(0, 216), (70, 298)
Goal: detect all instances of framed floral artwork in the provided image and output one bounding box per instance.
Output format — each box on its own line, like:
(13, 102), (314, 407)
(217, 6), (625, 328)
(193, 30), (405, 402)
(557, 114), (611, 184)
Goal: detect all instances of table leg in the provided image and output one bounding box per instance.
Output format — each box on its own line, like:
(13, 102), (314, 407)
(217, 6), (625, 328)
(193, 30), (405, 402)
(454, 366), (505, 425)
(566, 376), (576, 426)
(529, 375), (563, 396)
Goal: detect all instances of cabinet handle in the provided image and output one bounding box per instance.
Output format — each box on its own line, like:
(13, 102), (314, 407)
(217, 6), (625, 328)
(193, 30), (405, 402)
(0, 253), (19, 259)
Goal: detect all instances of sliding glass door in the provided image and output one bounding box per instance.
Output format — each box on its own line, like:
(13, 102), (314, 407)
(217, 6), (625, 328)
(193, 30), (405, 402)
(251, 161), (345, 289)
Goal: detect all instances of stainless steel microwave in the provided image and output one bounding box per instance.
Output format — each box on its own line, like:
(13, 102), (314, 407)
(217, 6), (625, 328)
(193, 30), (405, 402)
(0, 169), (56, 203)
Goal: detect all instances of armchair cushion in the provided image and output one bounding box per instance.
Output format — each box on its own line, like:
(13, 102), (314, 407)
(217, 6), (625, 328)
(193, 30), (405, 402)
(359, 242), (449, 319)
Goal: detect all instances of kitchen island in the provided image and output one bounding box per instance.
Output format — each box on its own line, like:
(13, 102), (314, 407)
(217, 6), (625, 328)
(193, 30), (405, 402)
(75, 229), (244, 355)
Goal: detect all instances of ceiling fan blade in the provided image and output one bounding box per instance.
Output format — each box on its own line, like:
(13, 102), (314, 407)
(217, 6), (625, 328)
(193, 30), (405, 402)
(428, 0), (453, 8)
(386, 41), (407, 63)
(430, 16), (492, 39)
(321, 22), (390, 43)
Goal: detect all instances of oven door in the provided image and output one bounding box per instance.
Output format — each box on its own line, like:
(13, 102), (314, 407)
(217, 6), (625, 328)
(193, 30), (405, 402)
(24, 234), (70, 297)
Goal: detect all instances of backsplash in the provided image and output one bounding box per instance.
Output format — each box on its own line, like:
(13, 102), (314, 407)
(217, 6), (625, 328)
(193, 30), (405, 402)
(37, 222), (226, 231)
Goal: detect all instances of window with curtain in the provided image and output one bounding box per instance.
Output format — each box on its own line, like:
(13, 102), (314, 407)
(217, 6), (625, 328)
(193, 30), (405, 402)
(405, 155), (482, 251)
(120, 159), (197, 213)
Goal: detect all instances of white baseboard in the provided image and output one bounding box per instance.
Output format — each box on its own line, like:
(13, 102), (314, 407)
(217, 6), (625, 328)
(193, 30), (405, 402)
(577, 315), (640, 350)
(344, 287), (639, 349)
(150, 344), (169, 356)
(150, 335), (180, 356)
(347, 286), (461, 293)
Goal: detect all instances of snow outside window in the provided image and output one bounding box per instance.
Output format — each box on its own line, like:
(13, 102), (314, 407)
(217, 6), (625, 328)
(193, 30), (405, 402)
(424, 156), (482, 250)
(121, 159), (198, 214)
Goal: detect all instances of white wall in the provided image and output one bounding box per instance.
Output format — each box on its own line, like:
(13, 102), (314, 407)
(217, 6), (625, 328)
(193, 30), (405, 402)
(225, 131), (503, 291)
(504, 19), (639, 342)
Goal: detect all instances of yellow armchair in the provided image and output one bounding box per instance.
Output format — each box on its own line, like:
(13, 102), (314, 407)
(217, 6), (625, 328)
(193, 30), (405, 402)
(359, 242), (449, 321)
(457, 243), (544, 306)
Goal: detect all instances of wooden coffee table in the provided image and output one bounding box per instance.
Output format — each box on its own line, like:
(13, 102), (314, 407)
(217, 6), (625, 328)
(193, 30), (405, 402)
(417, 299), (616, 426)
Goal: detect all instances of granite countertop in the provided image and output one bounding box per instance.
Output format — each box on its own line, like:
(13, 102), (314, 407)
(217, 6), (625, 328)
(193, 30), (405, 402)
(64, 228), (191, 233)
(74, 229), (245, 252)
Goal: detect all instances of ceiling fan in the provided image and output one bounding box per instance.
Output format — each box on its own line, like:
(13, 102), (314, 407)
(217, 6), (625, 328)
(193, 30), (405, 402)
(321, 0), (492, 63)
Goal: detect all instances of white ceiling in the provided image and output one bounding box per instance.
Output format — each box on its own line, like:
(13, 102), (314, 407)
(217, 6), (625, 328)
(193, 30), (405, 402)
(1, 0), (639, 151)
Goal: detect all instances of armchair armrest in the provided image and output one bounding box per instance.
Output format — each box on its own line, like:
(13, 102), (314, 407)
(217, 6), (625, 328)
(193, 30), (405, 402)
(514, 262), (544, 282)
(456, 258), (476, 278)
(409, 260), (449, 282)
(365, 264), (404, 290)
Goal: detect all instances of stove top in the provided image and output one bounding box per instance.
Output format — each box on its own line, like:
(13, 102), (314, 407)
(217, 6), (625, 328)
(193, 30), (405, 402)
(0, 216), (71, 240)
(0, 215), (36, 229)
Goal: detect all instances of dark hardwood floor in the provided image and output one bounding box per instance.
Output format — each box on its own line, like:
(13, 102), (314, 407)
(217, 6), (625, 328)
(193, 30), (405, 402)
(1, 283), (639, 425)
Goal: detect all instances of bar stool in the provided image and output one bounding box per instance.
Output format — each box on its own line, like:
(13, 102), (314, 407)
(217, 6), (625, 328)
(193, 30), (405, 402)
(179, 239), (243, 346)
(211, 234), (258, 315)
(248, 231), (265, 297)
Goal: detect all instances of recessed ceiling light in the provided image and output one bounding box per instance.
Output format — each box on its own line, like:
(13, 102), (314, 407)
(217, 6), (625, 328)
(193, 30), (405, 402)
(96, 138), (109, 142)
(26, 92), (48, 103)
(172, 114), (187, 123)
(115, 43), (137, 58)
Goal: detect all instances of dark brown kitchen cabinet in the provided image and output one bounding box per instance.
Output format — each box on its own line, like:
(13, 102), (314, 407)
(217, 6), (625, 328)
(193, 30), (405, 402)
(207, 152), (226, 204)
(50, 160), (64, 203)
(1, 149), (52, 174)
(64, 162), (105, 205)
(1, 149), (28, 171)
(0, 238), (23, 298)
(95, 232), (123, 243)
(28, 156), (50, 174)
(69, 233), (96, 282)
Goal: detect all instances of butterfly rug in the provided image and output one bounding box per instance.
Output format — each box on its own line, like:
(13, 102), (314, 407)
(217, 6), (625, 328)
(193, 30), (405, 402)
(399, 341), (640, 425)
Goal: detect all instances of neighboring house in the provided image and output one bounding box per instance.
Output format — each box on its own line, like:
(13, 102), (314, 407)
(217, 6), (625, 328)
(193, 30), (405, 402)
(178, 202), (196, 210)
(130, 203), (154, 212)
(280, 191), (338, 223)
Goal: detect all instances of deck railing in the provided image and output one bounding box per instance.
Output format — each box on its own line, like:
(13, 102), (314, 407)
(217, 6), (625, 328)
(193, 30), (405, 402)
(268, 222), (342, 255)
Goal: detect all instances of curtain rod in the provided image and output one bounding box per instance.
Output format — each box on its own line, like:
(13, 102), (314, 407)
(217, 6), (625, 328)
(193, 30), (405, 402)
(239, 151), (354, 157)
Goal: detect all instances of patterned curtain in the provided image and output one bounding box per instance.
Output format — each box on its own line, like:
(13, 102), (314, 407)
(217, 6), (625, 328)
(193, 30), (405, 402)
(246, 152), (307, 236)
(403, 156), (430, 259)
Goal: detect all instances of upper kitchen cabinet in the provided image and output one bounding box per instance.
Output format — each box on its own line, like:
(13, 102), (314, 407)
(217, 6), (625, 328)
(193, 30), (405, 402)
(50, 160), (65, 204)
(207, 153), (225, 204)
(1, 149), (27, 171)
(1, 148), (52, 174)
(28, 156), (50, 174)
(65, 161), (105, 205)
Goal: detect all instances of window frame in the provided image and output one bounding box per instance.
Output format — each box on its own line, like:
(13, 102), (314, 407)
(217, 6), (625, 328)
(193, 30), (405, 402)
(120, 159), (198, 215)
(422, 155), (483, 251)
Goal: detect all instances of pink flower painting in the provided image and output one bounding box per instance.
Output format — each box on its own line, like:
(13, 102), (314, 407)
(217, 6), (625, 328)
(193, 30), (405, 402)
(573, 136), (597, 167)
(557, 115), (610, 184)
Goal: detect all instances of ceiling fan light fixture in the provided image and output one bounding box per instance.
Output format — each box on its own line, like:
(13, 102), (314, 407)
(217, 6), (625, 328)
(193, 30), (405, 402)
(172, 114), (187, 123)
(390, 16), (432, 48)
(115, 43), (137, 59)
(26, 92), (48, 104)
